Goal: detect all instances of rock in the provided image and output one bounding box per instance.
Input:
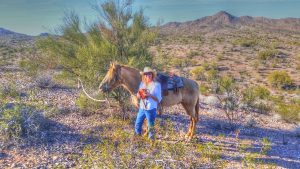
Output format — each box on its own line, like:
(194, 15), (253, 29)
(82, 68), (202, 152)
(245, 118), (257, 128)
(200, 95), (221, 107)
(272, 114), (282, 121)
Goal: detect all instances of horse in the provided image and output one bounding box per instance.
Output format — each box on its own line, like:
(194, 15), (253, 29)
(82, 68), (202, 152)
(99, 63), (200, 140)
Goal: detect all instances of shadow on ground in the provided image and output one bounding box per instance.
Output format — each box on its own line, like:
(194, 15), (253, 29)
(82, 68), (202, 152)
(156, 109), (300, 169)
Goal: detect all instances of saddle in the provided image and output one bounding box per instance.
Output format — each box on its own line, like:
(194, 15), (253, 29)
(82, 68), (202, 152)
(156, 73), (184, 96)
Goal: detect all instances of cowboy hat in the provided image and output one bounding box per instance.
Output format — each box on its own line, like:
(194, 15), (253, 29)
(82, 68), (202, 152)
(140, 67), (156, 75)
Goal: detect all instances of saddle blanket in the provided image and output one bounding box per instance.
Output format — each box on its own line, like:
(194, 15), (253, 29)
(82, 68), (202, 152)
(156, 73), (184, 90)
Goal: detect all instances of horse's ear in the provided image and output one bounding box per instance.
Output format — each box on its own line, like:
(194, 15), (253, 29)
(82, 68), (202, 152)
(109, 62), (115, 69)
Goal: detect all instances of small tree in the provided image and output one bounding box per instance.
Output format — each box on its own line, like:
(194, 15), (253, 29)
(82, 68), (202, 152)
(216, 75), (242, 126)
(37, 0), (157, 113)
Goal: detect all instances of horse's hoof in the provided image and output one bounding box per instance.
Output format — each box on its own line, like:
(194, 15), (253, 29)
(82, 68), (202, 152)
(185, 137), (192, 142)
(185, 133), (191, 139)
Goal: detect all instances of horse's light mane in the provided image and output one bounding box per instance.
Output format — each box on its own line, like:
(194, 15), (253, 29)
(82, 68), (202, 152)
(106, 63), (139, 80)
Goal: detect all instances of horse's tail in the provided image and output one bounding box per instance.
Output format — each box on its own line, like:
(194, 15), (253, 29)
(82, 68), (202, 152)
(195, 96), (199, 122)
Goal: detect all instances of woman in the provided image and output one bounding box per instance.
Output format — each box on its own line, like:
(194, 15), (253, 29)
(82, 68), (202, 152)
(135, 67), (162, 140)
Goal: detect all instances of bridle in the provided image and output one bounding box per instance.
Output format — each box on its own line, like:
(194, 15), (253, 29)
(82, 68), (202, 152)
(77, 65), (123, 107)
(78, 78), (108, 103)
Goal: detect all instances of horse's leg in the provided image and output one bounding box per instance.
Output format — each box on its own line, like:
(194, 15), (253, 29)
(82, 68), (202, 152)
(190, 97), (199, 139)
(181, 103), (194, 139)
(189, 117), (197, 139)
(157, 103), (163, 116)
(186, 117), (193, 138)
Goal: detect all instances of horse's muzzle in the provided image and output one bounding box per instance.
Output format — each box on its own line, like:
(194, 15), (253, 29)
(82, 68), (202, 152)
(99, 83), (109, 93)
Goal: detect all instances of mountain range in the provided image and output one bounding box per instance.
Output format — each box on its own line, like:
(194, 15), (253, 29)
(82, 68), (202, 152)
(1, 11), (300, 38)
(160, 11), (300, 35)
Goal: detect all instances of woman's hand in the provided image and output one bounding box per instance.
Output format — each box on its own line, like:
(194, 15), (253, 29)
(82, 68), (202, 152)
(136, 92), (141, 99)
(144, 91), (150, 98)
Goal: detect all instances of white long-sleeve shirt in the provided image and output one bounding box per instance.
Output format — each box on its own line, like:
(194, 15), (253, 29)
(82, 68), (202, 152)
(139, 81), (162, 110)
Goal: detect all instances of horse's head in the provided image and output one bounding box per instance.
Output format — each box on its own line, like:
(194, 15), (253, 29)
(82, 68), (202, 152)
(99, 62), (122, 92)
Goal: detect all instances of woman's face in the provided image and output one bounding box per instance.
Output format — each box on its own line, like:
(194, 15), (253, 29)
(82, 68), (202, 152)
(144, 72), (153, 83)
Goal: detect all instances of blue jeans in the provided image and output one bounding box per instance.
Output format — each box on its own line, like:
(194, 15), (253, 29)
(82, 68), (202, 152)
(135, 108), (157, 139)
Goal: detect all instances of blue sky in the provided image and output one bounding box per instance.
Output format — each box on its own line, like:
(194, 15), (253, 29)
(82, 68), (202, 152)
(0, 0), (300, 35)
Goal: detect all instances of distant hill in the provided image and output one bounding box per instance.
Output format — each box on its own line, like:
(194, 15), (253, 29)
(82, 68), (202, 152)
(0, 27), (33, 37)
(0, 28), (36, 47)
(160, 11), (300, 35)
(0, 28), (18, 35)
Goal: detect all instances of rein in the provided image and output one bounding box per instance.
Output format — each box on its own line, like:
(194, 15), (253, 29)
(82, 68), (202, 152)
(78, 78), (108, 103)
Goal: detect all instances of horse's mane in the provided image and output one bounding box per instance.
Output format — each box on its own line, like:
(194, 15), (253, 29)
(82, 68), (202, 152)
(106, 63), (140, 79)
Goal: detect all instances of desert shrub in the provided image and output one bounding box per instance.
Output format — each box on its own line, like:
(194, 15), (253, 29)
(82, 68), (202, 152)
(196, 61), (219, 84)
(216, 53), (223, 61)
(153, 50), (171, 70)
(257, 49), (280, 61)
(242, 85), (271, 113)
(202, 62), (210, 70)
(19, 59), (39, 76)
(35, 73), (55, 88)
(267, 71), (293, 88)
(233, 38), (257, 47)
(52, 71), (77, 87)
(296, 54), (300, 70)
(289, 41), (300, 46)
(188, 51), (199, 58)
(196, 142), (222, 163)
(275, 102), (299, 123)
(215, 76), (243, 125)
(75, 93), (105, 115)
(206, 68), (219, 82)
(170, 58), (193, 68)
(199, 84), (210, 95)
(260, 137), (271, 155)
(0, 84), (19, 100)
(202, 61), (218, 71)
(0, 103), (46, 142)
(0, 59), (8, 66)
(190, 66), (205, 80)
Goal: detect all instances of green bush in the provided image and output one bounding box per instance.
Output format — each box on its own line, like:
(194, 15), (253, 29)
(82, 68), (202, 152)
(0, 84), (19, 100)
(243, 85), (270, 103)
(202, 61), (218, 71)
(233, 38), (257, 47)
(35, 74), (55, 88)
(188, 51), (199, 58)
(0, 103), (46, 142)
(275, 102), (299, 123)
(199, 84), (210, 95)
(190, 66), (205, 80)
(267, 71), (293, 88)
(242, 85), (271, 113)
(75, 93), (104, 114)
(19, 59), (39, 76)
(206, 68), (219, 82)
(170, 58), (193, 68)
(257, 49), (280, 61)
